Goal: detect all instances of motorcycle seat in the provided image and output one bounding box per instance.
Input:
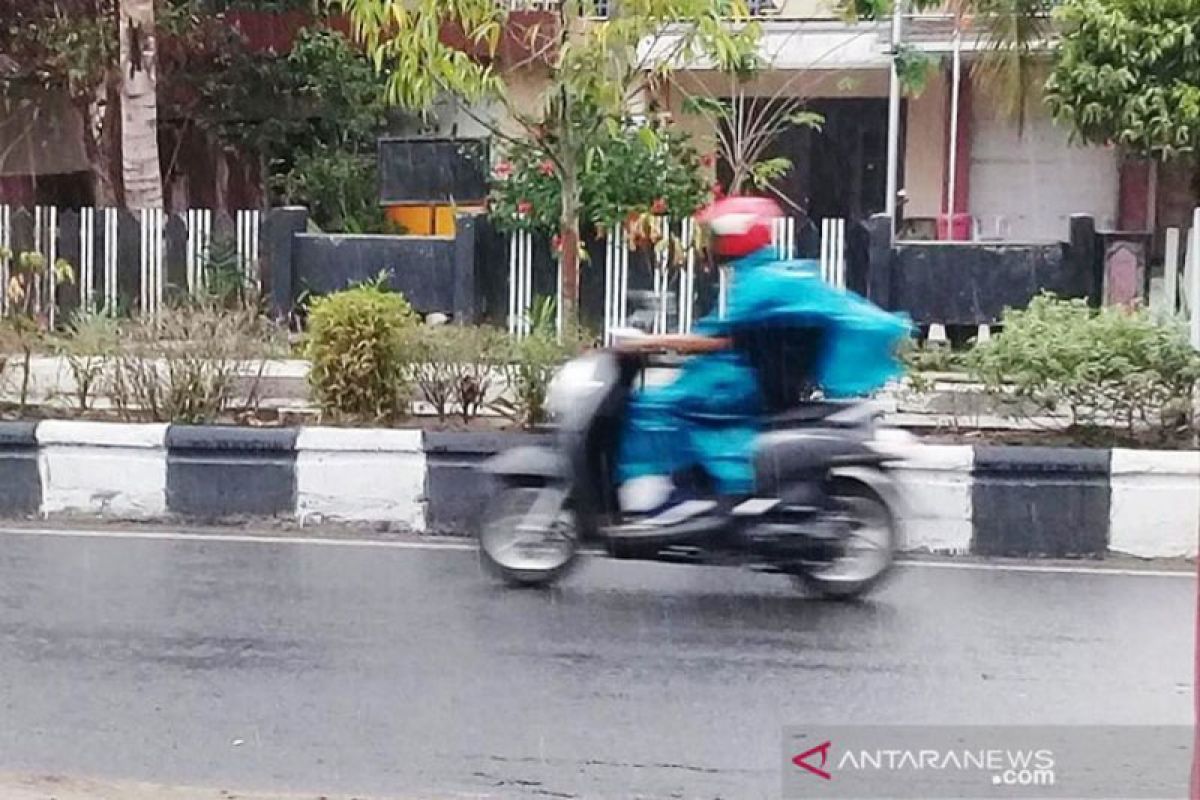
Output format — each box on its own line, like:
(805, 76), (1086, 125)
(764, 400), (861, 429)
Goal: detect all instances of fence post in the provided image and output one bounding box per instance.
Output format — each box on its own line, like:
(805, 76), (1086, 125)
(506, 226), (533, 337)
(139, 208), (165, 316)
(35, 206), (59, 326)
(80, 207), (95, 312)
(236, 209), (262, 295)
(1069, 214), (1100, 307)
(1190, 209), (1200, 350)
(103, 208), (119, 312)
(679, 217), (695, 333)
(1164, 227), (1181, 315)
(866, 213), (894, 308)
(0, 204), (10, 315)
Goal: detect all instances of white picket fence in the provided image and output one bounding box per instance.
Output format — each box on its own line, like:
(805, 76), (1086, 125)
(1161, 207), (1200, 351)
(0, 204), (262, 319)
(508, 214), (847, 342)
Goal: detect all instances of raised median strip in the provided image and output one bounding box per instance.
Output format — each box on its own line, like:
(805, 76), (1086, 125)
(0, 421), (1195, 559)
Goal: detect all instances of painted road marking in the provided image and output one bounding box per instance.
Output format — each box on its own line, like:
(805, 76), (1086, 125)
(0, 526), (1190, 578)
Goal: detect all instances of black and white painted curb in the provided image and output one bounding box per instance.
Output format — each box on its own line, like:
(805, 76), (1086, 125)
(2, 421), (1196, 559)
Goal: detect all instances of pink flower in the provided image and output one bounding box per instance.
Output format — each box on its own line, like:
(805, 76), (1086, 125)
(651, 197), (668, 215)
(551, 234), (563, 252)
(711, 182), (725, 199)
(700, 153), (716, 168)
(517, 199), (533, 215)
(493, 161), (513, 179)
(538, 159), (556, 176)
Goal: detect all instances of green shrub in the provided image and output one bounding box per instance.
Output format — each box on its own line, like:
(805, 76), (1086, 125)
(494, 329), (594, 430)
(410, 325), (507, 424)
(305, 286), (417, 421)
(899, 337), (967, 374)
(969, 294), (1200, 436)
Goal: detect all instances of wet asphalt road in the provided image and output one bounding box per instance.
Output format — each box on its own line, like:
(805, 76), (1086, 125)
(0, 527), (1192, 800)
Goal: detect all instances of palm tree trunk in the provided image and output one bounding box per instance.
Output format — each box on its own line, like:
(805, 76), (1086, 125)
(119, 0), (163, 209)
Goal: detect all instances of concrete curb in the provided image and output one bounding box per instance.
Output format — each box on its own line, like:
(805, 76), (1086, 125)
(0, 422), (1194, 558)
(0, 422), (40, 516)
(296, 428), (425, 529)
(166, 426), (298, 520)
(37, 421), (169, 518)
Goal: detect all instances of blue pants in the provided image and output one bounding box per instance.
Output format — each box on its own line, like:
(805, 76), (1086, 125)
(617, 352), (762, 495)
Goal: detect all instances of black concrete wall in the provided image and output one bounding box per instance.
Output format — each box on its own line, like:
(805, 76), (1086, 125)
(0, 422), (41, 516)
(166, 426), (298, 520)
(864, 214), (1095, 326)
(890, 241), (1080, 326)
(293, 229), (477, 320)
(971, 446), (1111, 558)
(423, 431), (551, 534)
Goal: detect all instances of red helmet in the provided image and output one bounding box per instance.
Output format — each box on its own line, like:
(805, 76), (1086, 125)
(694, 195), (782, 258)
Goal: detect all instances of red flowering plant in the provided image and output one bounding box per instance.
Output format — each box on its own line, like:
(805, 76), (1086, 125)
(488, 118), (710, 268)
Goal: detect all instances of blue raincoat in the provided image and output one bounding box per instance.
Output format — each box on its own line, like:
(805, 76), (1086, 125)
(617, 247), (912, 495)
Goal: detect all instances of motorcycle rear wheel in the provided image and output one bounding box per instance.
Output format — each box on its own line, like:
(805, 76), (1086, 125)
(478, 486), (580, 587)
(795, 477), (897, 600)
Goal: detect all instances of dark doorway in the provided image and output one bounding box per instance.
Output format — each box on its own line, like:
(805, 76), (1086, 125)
(718, 97), (896, 225)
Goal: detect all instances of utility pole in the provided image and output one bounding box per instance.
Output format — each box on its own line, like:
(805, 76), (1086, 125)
(884, 0), (906, 227)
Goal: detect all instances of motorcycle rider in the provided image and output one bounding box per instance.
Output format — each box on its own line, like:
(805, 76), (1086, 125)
(616, 195), (910, 521)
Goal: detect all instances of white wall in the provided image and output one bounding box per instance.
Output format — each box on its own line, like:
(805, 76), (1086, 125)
(969, 85), (1118, 241)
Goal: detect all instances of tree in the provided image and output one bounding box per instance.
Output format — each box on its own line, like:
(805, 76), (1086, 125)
(119, 0), (164, 207)
(0, 0), (123, 204)
(1044, 0), (1200, 187)
(199, 27), (395, 231)
(336, 0), (759, 319)
(844, 0), (1052, 131)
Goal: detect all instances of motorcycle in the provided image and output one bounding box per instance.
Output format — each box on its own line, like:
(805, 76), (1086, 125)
(477, 330), (917, 600)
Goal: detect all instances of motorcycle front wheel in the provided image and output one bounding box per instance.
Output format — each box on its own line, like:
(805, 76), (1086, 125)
(477, 485), (580, 587)
(795, 477), (898, 600)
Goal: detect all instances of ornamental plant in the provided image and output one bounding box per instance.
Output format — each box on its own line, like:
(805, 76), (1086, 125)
(969, 294), (1200, 439)
(488, 119), (713, 238)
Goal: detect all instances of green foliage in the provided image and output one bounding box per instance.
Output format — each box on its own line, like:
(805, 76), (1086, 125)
(488, 117), (711, 234)
(339, 0), (760, 313)
(495, 331), (578, 430)
(0, 1), (118, 98)
(968, 294), (1200, 436)
(1046, 0), (1200, 161)
(899, 337), (968, 374)
(54, 310), (120, 411)
(274, 146), (390, 234)
(195, 234), (254, 309)
(842, 0), (1051, 129)
(893, 45), (939, 98)
(202, 27), (395, 232)
(305, 285), (417, 421)
(410, 325), (507, 423)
